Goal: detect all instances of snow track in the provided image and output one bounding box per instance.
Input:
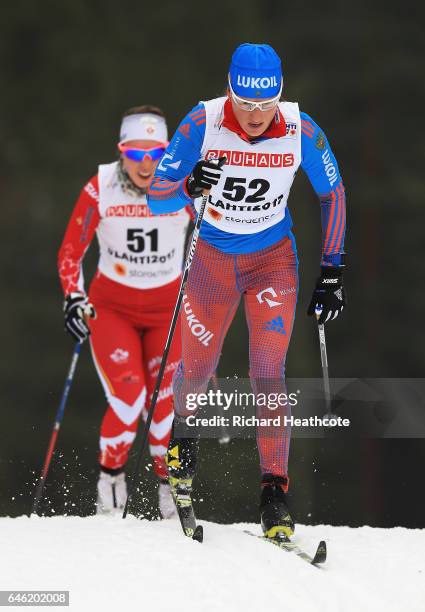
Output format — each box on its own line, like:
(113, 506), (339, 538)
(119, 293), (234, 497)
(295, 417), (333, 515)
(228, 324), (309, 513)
(1, 516), (424, 611)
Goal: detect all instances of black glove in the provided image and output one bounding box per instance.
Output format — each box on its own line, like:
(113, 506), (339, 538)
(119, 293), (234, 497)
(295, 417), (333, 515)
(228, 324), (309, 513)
(186, 156), (227, 198)
(64, 292), (96, 342)
(307, 266), (346, 324)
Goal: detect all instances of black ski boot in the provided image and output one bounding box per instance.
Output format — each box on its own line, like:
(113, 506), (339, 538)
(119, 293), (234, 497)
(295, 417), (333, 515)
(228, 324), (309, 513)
(259, 474), (294, 540)
(166, 416), (201, 538)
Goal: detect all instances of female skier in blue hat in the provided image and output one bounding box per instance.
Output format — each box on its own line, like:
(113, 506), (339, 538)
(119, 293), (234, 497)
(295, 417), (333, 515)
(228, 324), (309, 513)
(148, 43), (346, 538)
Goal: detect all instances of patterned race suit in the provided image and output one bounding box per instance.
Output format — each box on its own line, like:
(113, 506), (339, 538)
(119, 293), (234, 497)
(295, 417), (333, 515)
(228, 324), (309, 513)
(148, 98), (346, 478)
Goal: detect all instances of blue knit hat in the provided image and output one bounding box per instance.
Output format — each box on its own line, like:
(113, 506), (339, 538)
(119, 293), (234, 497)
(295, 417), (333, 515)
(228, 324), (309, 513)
(229, 43), (282, 98)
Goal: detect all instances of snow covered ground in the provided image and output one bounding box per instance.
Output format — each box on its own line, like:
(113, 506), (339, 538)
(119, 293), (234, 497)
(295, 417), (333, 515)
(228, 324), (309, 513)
(1, 516), (424, 612)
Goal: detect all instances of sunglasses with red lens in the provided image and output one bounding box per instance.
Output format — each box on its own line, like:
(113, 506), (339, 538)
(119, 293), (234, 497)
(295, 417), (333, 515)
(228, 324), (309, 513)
(118, 143), (167, 162)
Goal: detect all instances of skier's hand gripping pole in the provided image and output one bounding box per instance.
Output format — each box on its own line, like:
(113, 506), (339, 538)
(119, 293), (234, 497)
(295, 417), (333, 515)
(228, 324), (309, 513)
(123, 157), (226, 519)
(32, 342), (82, 516)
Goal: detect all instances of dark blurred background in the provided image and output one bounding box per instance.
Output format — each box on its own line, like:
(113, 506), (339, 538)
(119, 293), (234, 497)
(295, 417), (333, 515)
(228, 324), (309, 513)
(1, 0), (424, 527)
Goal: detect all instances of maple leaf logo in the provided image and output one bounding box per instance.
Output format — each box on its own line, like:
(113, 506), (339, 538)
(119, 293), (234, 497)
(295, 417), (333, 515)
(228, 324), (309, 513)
(102, 441), (132, 467)
(59, 256), (80, 293)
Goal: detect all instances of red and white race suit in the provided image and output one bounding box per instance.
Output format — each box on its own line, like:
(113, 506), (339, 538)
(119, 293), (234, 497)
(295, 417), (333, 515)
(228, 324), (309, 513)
(58, 161), (193, 477)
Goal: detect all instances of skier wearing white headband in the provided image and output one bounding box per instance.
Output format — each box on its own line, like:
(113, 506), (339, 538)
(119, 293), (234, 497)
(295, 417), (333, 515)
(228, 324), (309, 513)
(58, 105), (193, 516)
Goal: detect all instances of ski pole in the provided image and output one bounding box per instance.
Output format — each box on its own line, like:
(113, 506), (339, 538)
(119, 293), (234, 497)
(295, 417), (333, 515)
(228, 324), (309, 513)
(315, 310), (336, 420)
(123, 189), (212, 519)
(32, 342), (82, 516)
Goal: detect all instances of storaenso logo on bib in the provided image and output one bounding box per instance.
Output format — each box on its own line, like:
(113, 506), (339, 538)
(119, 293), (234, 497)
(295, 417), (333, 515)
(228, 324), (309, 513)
(236, 75), (278, 89)
(182, 295), (214, 346)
